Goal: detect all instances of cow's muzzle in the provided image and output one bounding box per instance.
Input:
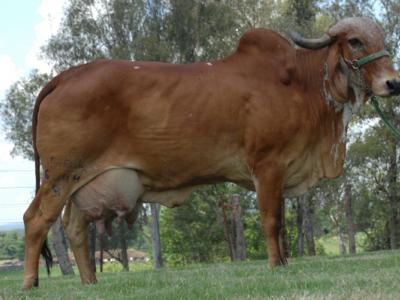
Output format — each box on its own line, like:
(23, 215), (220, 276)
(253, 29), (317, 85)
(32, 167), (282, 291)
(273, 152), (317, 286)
(386, 79), (400, 96)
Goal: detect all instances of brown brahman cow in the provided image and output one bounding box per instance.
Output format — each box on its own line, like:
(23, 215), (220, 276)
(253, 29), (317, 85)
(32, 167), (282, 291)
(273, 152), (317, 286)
(23, 17), (400, 289)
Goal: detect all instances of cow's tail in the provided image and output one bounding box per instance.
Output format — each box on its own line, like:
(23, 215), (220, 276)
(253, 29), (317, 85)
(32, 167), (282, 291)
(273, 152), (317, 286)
(32, 76), (60, 276)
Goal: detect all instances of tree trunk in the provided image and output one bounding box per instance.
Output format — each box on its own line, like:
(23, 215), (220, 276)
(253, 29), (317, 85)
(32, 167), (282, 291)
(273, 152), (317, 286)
(279, 199), (290, 259)
(338, 229), (347, 255)
(302, 195), (316, 256)
(88, 222), (96, 272)
(119, 223), (129, 271)
(231, 194), (246, 261)
(331, 214), (347, 255)
(389, 215), (398, 250)
(150, 203), (164, 268)
(388, 138), (398, 249)
(218, 200), (234, 261)
(51, 216), (74, 275)
(344, 184), (356, 254)
(99, 234), (104, 272)
(296, 198), (304, 257)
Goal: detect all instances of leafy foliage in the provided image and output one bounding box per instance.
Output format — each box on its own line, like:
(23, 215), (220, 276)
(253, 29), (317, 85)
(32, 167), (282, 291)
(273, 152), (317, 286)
(159, 189), (227, 265)
(0, 70), (51, 159)
(0, 232), (25, 261)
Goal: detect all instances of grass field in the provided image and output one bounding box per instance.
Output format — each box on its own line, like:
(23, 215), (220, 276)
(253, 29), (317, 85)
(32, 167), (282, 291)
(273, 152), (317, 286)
(1, 251), (399, 300)
(318, 232), (367, 256)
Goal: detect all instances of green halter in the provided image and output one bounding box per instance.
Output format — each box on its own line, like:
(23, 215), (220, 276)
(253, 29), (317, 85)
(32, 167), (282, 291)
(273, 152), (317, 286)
(348, 49), (400, 139)
(351, 50), (390, 69)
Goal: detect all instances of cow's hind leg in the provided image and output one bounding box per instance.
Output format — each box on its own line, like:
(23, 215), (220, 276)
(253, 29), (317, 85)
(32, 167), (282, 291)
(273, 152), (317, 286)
(22, 184), (67, 290)
(64, 201), (97, 284)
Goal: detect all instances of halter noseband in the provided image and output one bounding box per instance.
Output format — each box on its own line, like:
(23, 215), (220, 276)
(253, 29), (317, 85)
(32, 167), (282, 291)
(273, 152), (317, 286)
(348, 50), (390, 69)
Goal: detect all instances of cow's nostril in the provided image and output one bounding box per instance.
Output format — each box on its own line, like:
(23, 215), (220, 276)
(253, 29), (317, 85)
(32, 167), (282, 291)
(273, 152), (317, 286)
(386, 80), (400, 95)
(386, 80), (395, 90)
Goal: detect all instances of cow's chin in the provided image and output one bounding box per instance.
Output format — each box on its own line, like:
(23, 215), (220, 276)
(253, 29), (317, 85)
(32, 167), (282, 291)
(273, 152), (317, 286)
(372, 88), (392, 98)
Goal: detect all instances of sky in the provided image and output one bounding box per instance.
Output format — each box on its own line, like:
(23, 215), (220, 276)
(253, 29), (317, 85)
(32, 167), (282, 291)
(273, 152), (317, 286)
(0, 0), (66, 224)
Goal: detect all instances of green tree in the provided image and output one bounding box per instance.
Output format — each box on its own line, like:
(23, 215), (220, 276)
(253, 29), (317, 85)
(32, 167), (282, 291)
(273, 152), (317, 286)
(346, 125), (400, 250)
(43, 0), (147, 71)
(159, 187), (224, 265)
(0, 232), (25, 261)
(286, 0), (318, 34)
(1, 70), (51, 159)
(166, 0), (243, 63)
(321, 0), (374, 21)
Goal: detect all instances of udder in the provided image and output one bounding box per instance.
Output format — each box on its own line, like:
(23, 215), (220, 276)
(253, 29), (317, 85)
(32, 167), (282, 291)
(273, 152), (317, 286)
(71, 168), (144, 234)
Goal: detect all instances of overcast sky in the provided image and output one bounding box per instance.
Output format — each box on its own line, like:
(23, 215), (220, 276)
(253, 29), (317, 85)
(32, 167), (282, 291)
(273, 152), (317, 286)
(0, 0), (66, 224)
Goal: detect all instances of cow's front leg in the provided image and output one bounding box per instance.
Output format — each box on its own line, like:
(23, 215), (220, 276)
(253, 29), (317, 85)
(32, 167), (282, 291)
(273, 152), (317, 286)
(255, 164), (287, 267)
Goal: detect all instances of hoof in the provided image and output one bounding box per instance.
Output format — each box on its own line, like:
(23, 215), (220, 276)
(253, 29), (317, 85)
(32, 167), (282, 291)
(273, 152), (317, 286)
(269, 256), (289, 268)
(22, 276), (38, 290)
(81, 276), (98, 285)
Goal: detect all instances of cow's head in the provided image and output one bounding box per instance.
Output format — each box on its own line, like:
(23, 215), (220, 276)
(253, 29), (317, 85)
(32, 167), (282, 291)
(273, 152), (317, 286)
(290, 17), (400, 106)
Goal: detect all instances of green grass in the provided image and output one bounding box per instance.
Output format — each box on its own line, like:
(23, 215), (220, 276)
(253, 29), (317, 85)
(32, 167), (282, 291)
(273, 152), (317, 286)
(1, 251), (400, 300)
(319, 232), (367, 256)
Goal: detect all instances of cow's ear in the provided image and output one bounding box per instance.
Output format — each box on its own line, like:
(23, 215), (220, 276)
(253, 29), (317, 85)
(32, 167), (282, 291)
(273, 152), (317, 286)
(326, 43), (349, 102)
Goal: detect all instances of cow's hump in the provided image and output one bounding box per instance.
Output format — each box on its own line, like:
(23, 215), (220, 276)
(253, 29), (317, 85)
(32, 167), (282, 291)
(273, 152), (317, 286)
(236, 28), (292, 56)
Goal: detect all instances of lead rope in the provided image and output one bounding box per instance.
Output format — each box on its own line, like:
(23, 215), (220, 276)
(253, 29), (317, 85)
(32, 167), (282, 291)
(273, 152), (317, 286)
(370, 95), (400, 139)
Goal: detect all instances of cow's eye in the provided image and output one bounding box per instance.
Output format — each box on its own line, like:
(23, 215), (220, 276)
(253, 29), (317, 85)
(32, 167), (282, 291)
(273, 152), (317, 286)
(348, 38), (364, 50)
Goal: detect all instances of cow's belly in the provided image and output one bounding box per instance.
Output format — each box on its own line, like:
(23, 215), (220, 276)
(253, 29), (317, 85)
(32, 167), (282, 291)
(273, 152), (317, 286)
(97, 143), (253, 190)
(71, 168), (144, 233)
(141, 186), (202, 208)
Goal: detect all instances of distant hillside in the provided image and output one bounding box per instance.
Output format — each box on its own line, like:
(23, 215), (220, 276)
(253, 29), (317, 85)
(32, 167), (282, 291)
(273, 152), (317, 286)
(0, 222), (24, 233)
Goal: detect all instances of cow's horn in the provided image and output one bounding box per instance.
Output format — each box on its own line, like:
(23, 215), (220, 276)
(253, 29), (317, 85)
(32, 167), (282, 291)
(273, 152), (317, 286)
(288, 31), (332, 50)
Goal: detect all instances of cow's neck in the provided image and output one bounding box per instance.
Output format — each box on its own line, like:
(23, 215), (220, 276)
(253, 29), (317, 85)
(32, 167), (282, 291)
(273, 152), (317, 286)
(294, 48), (360, 178)
(295, 49), (328, 95)
(322, 55), (366, 138)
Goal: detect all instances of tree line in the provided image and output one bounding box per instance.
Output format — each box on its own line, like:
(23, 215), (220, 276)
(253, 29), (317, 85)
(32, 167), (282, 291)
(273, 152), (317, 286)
(1, 0), (399, 272)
